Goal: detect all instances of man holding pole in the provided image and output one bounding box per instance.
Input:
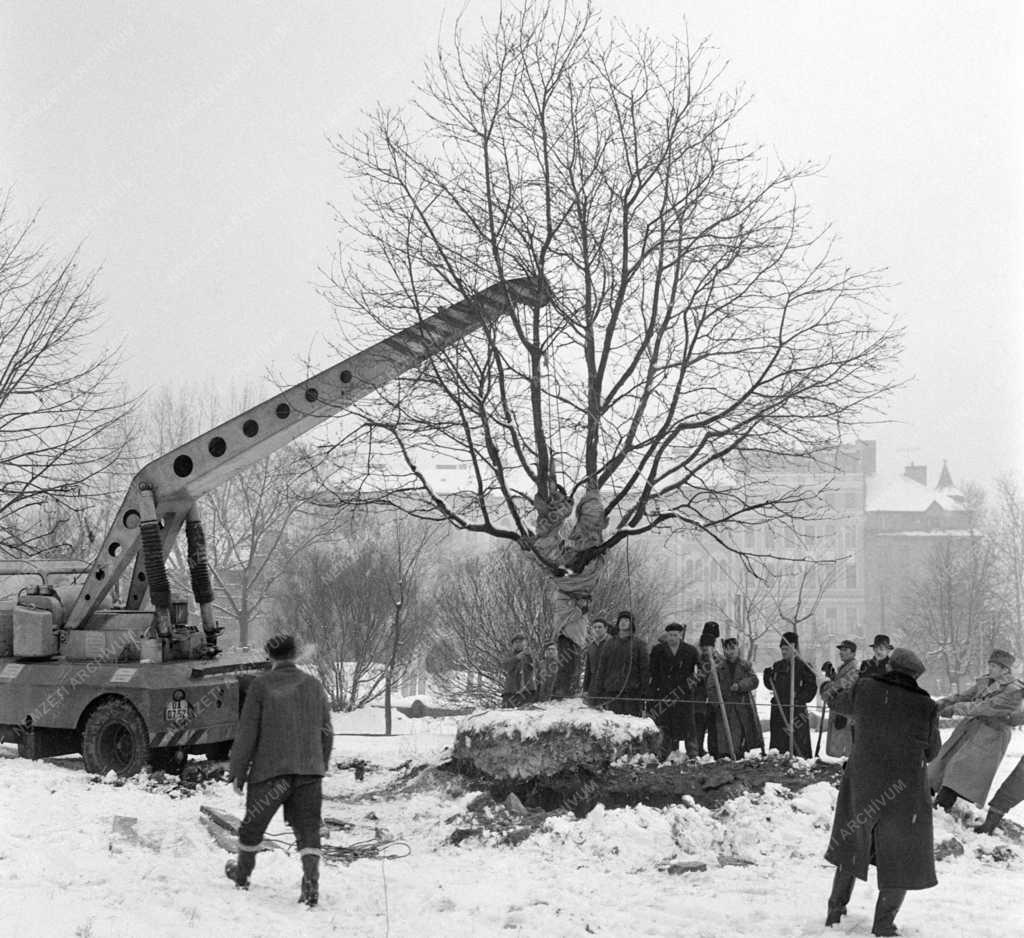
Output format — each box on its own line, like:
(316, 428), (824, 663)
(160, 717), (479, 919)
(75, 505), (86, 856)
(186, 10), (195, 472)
(708, 637), (761, 757)
(763, 631), (817, 757)
(820, 640), (860, 758)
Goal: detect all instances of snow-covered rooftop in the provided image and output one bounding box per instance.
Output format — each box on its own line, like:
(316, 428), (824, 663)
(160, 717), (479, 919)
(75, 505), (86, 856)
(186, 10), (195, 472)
(865, 472), (965, 514)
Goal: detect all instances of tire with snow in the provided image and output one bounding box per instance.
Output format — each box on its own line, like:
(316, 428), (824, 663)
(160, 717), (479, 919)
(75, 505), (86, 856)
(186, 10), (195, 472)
(81, 699), (150, 777)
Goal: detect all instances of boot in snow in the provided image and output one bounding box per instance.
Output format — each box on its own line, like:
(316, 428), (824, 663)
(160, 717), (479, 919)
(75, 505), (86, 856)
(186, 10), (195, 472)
(298, 854), (320, 907)
(225, 851), (256, 889)
(973, 808), (1003, 835)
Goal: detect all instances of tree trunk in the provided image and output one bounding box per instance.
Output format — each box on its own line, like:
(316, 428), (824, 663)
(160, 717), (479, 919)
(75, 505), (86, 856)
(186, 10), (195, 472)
(384, 599), (403, 736)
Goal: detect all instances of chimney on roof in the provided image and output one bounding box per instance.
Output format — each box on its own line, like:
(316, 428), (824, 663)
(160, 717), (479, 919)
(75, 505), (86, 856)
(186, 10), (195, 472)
(936, 460), (954, 490)
(904, 464), (927, 486)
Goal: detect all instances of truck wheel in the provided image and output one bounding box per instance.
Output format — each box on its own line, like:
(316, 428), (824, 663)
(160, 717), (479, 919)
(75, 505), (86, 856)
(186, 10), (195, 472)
(82, 699), (150, 777)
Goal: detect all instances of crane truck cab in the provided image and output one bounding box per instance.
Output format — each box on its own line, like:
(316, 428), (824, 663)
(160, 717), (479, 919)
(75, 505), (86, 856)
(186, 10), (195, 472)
(0, 276), (550, 776)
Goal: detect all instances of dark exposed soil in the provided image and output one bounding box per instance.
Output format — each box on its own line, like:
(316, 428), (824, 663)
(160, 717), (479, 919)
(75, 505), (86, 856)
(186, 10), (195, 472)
(462, 754), (844, 816)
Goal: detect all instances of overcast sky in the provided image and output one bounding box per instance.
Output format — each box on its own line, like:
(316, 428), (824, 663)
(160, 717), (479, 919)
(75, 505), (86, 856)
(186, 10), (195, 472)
(1, 1), (1021, 490)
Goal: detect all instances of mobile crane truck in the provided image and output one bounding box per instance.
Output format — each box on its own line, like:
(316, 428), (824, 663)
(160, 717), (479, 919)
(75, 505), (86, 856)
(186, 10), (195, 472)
(0, 276), (549, 776)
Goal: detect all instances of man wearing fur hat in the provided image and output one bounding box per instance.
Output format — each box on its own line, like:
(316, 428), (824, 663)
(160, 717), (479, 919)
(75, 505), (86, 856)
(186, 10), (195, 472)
(824, 648), (941, 936)
(929, 648), (1024, 813)
(227, 634), (334, 906)
(763, 631), (817, 757)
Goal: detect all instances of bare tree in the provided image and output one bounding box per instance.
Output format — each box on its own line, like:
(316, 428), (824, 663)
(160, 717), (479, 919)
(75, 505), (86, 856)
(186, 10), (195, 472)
(992, 475), (1024, 658)
(320, 3), (900, 610)
(0, 195), (129, 554)
(274, 511), (434, 711)
(692, 516), (843, 664)
(903, 534), (1005, 693)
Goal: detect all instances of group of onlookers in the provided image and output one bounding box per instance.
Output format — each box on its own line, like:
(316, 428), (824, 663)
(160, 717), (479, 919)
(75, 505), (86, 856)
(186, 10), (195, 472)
(502, 612), (823, 760)
(500, 618), (1024, 937)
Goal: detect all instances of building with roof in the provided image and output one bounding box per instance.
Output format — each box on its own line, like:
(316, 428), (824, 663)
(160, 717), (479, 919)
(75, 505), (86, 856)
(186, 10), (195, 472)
(664, 441), (975, 670)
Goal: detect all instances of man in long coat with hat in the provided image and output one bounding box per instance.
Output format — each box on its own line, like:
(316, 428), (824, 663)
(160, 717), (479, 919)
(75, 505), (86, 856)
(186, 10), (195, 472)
(820, 640), (860, 758)
(824, 647), (941, 937)
(763, 631), (817, 757)
(929, 648), (1024, 811)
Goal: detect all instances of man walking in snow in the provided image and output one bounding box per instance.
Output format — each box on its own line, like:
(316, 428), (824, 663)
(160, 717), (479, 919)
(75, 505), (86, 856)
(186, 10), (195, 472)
(824, 648), (941, 936)
(227, 634), (334, 906)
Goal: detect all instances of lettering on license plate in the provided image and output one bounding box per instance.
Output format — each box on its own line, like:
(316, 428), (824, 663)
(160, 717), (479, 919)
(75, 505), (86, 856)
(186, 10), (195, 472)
(165, 699), (190, 724)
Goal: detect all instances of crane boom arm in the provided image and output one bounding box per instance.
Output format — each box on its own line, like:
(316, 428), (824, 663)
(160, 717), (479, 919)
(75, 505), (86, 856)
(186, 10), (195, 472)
(64, 276), (550, 631)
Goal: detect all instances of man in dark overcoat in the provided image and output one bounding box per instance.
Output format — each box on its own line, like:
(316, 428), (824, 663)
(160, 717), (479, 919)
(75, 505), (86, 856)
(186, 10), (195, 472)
(648, 622), (699, 759)
(581, 617), (610, 700)
(823, 648), (941, 937)
(859, 634), (892, 678)
(763, 631), (817, 756)
(594, 610), (649, 716)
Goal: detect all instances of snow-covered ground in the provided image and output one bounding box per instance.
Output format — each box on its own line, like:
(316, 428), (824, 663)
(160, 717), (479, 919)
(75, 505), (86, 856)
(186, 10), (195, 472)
(0, 711), (1021, 938)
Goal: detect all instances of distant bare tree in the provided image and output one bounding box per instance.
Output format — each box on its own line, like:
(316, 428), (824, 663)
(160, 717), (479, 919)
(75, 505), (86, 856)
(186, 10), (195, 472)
(429, 541), (668, 706)
(321, 2), (901, 605)
(0, 195), (129, 554)
(903, 535), (1005, 693)
(275, 512), (435, 711)
(699, 520), (842, 664)
(992, 475), (1024, 658)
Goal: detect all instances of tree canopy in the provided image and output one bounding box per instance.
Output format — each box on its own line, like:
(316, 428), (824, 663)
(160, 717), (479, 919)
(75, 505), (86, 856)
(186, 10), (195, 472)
(322, 2), (901, 563)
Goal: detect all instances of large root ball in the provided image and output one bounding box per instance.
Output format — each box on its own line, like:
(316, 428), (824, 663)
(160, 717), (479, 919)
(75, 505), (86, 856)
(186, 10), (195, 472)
(453, 700), (660, 781)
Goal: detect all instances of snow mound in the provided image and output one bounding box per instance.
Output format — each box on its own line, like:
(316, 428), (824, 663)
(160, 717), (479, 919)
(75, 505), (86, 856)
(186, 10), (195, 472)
(537, 781), (840, 869)
(453, 700), (660, 780)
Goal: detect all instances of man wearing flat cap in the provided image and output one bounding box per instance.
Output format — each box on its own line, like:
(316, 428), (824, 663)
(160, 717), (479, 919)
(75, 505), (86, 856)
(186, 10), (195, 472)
(820, 640), (860, 758)
(929, 648), (1024, 813)
(859, 634), (892, 678)
(824, 647), (941, 936)
(648, 622), (700, 759)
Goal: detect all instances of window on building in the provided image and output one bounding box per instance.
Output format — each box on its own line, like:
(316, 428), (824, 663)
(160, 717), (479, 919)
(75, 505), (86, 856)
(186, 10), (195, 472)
(845, 607), (858, 630)
(845, 562), (857, 589)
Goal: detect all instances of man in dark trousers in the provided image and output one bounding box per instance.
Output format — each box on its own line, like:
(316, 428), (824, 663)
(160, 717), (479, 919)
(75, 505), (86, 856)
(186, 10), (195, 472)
(648, 622), (699, 760)
(763, 631), (817, 756)
(976, 727), (1024, 834)
(824, 648), (941, 936)
(228, 634), (334, 906)
(859, 634), (893, 678)
(581, 617), (610, 700)
(594, 610), (649, 716)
